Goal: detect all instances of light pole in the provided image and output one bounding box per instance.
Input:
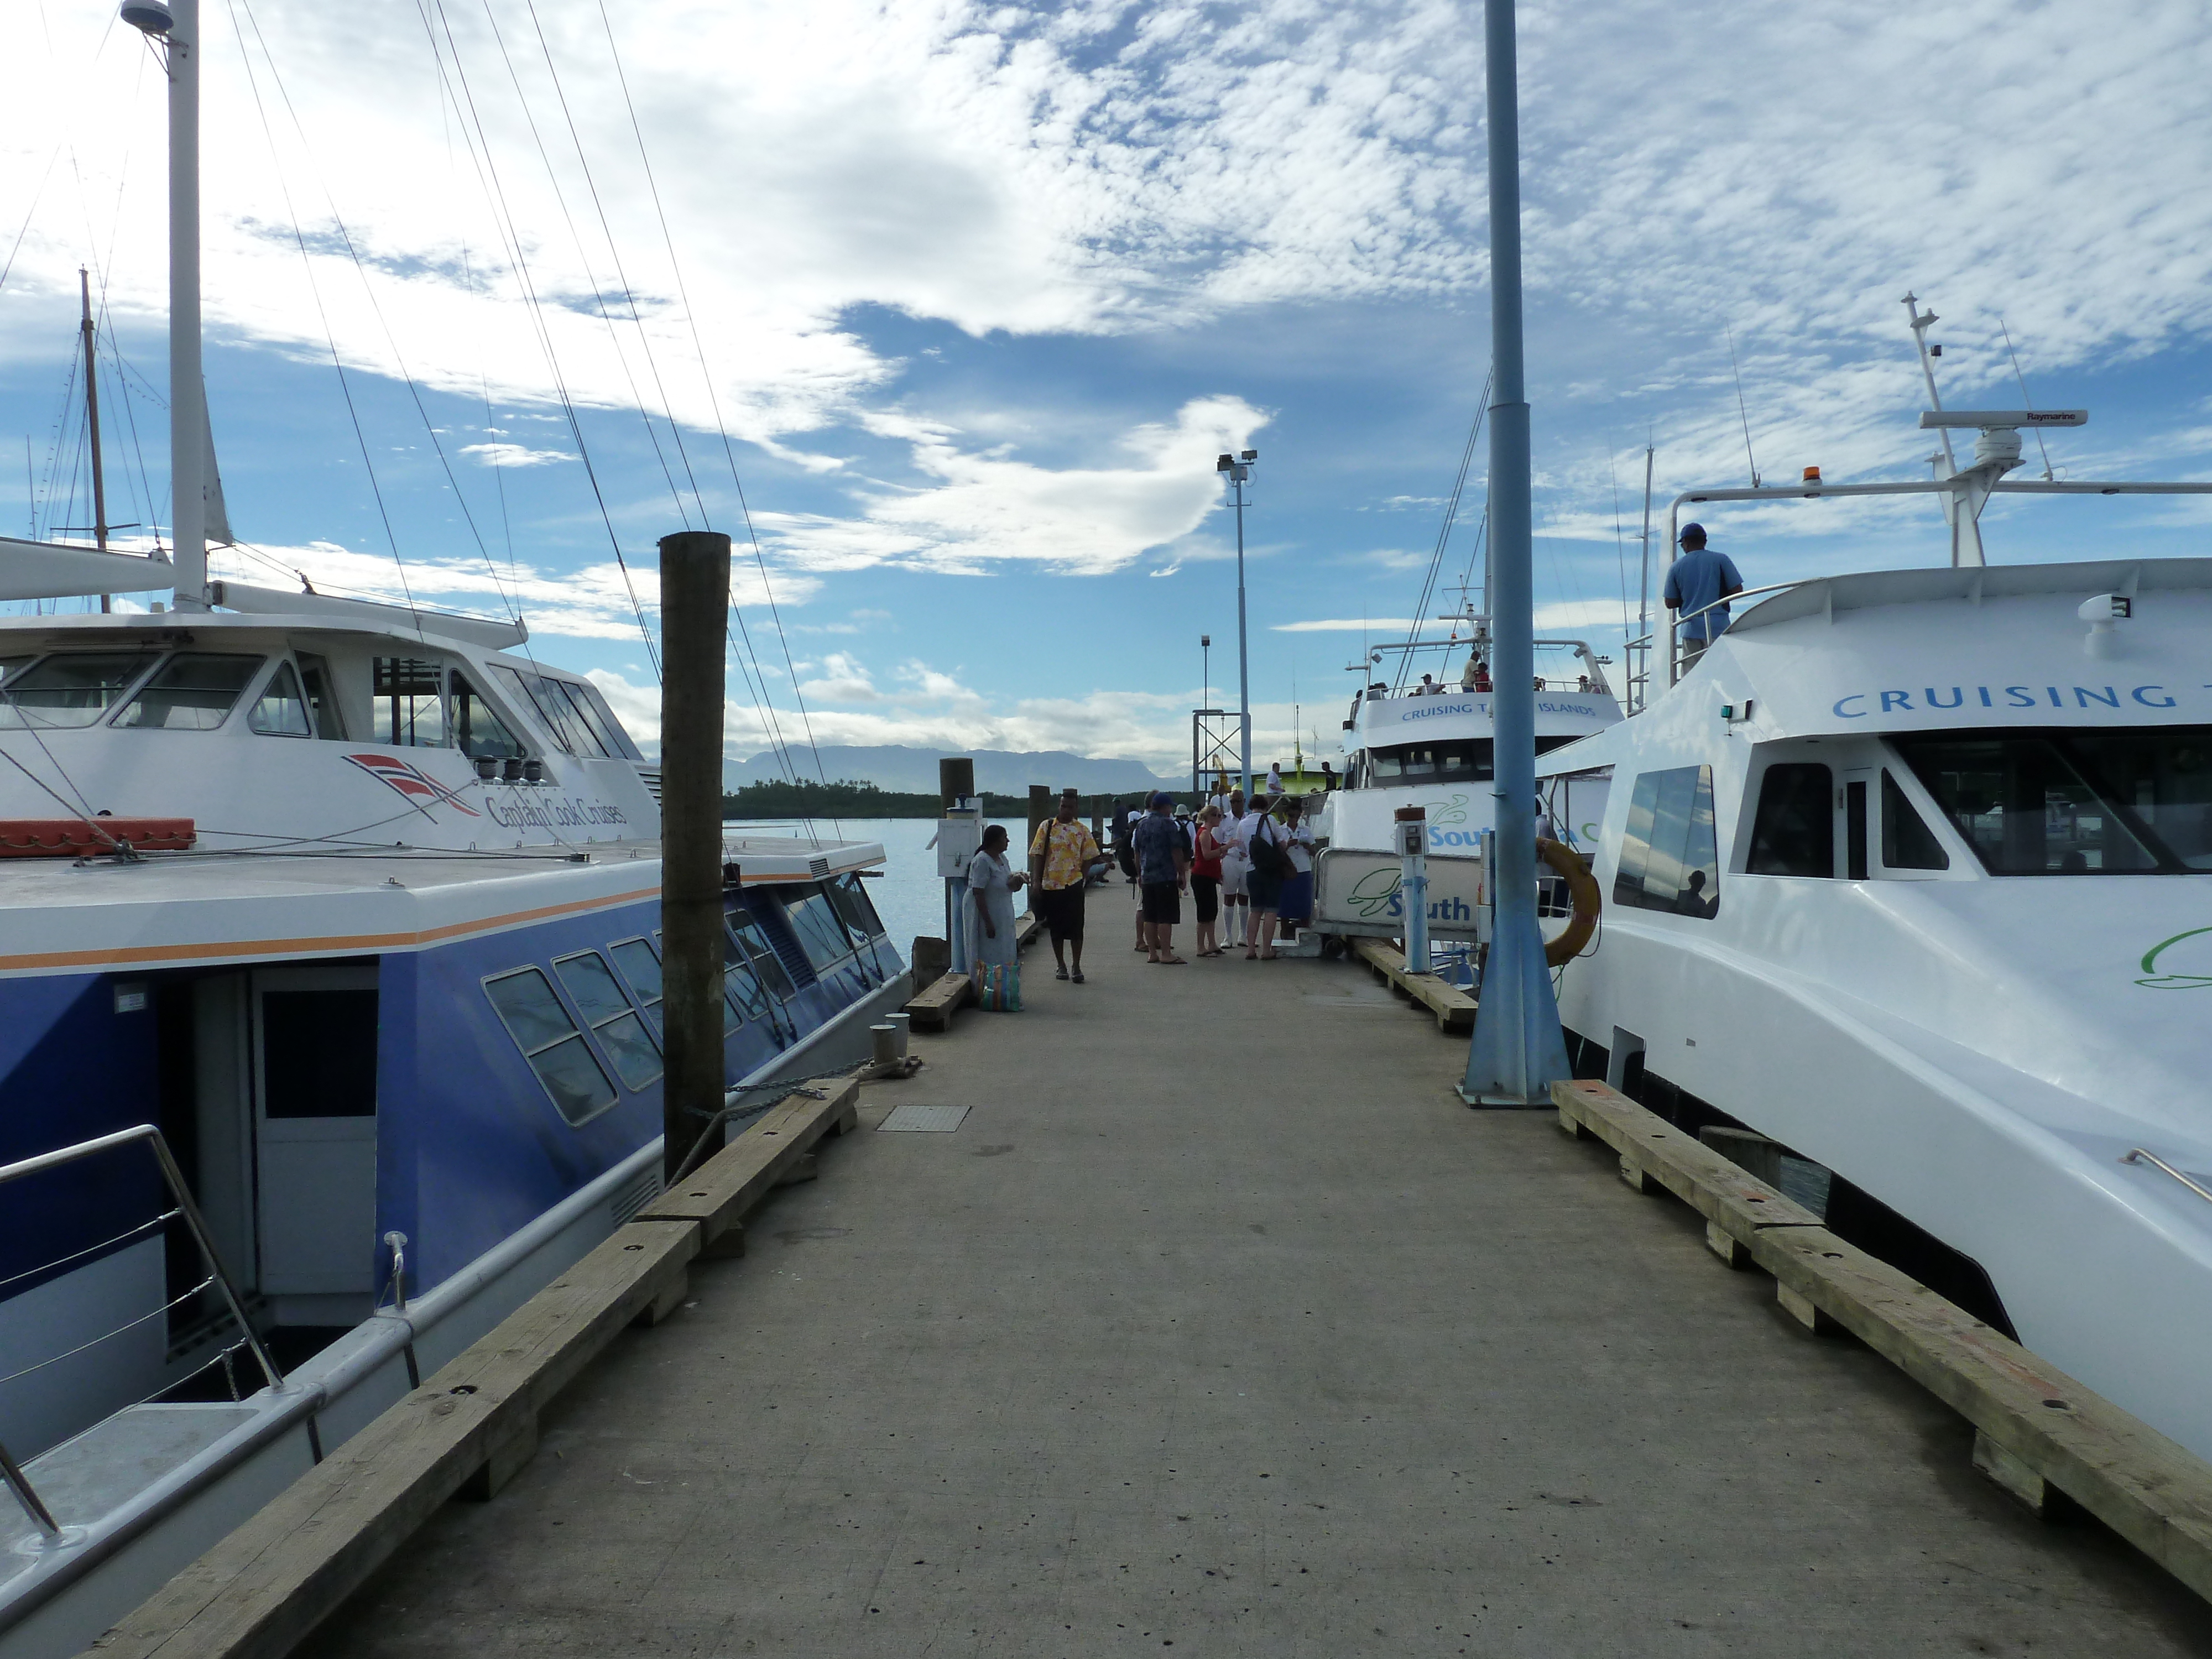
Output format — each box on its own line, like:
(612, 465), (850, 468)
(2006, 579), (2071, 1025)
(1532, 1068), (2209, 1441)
(1215, 449), (1258, 790)
(1460, 0), (1571, 1106)
(1201, 633), (1211, 711)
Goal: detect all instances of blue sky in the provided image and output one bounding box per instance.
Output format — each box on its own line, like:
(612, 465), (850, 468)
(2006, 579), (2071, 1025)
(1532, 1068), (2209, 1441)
(6, 0), (2212, 774)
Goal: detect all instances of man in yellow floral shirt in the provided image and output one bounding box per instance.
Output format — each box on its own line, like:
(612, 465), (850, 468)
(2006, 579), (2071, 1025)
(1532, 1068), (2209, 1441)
(1029, 788), (1103, 983)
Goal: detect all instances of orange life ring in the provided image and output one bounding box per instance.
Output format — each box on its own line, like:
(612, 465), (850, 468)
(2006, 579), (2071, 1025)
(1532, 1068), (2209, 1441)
(1538, 837), (1601, 966)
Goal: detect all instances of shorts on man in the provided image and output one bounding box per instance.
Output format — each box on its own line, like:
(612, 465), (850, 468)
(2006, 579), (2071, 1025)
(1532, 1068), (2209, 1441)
(1140, 881), (1182, 925)
(1034, 881), (1086, 942)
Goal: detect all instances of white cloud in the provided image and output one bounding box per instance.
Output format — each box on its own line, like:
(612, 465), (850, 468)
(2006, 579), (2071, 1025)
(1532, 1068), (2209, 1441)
(1272, 617), (1421, 632)
(459, 441), (573, 468)
(206, 536), (818, 643)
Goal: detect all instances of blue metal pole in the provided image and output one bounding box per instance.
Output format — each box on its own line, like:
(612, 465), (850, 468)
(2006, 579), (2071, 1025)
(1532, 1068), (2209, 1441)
(1462, 0), (1571, 1107)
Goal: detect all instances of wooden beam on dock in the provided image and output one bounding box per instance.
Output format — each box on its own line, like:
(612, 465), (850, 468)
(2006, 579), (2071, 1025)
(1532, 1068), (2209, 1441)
(633, 1078), (858, 1254)
(86, 1081), (860, 1659)
(1553, 1077), (2212, 1601)
(903, 971), (972, 1034)
(1351, 937), (1476, 1032)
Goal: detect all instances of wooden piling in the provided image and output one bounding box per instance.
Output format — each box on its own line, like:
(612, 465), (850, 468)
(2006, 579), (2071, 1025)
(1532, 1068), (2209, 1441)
(657, 530), (732, 1183)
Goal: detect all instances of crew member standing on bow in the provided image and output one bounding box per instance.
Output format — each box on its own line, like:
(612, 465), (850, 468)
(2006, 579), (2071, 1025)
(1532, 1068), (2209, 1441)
(1029, 787), (1102, 984)
(1662, 522), (1743, 673)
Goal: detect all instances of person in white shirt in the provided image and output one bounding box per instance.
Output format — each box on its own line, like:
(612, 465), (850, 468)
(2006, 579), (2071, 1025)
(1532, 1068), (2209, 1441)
(1265, 762), (1284, 799)
(1215, 788), (1251, 945)
(1274, 795), (1318, 938)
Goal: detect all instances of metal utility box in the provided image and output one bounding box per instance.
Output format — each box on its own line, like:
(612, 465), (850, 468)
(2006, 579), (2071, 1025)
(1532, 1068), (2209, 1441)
(935, 801), (983, 878)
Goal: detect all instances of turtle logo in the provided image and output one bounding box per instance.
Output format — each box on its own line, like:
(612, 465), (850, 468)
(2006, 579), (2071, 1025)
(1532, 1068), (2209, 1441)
(1345, 867), (1402, 919)
(2136, 926), (2212, 990)
(1429, 795), (1472, 828)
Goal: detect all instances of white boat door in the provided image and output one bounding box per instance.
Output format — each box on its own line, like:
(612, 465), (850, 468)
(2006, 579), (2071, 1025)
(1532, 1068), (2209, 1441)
(252, 964), (380, 1317)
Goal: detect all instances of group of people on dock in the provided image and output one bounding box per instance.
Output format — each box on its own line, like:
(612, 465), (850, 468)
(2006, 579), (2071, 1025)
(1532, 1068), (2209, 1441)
(1123, 785), (1316, 966)
(956, 782), (1324, 993)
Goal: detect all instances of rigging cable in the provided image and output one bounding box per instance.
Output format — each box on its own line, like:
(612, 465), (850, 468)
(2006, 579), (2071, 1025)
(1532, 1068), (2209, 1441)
(218, 0), (418, 617)
(595, 0), (838, 818)
(1725, 324), (1760, 488)
(1394, 367), (1492, 693)
(420, 0), (661, 677)
(1999, 318), (2056, 482)
(231, 0), (518, 625)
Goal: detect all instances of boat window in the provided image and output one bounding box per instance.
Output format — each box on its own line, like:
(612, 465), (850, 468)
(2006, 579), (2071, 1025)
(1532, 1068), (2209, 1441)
(575, 680), (645, 760)
(295, 653), (346, 739)
(1881, 770), (1949, 870)
(608, 937), (664, 1032)
(373, 656), (446, 748)
(0, 651), (159, 728)
(112, 653), (264, 731)
(554, 679), (627, 760)
(261, 989), (379, 1117)
(484, 967), (617, 1125)
(1895, 727), (2212, 874)
(1614, 765), (1719, 917)
(248, 661), (314, 737)
(1746, 762), (1832, 877)
(729, 909), (797, 1001)
(451, 670), (526, 761)
(784, 887), (856, 968)
(825, 872), (886, 940)
(0, 656), (31, 684)
(1369, 740), (1495, 782)
(553, 951), (662, 1090)
(722, 929), (770, 1027)
(488, 664), (598, 755)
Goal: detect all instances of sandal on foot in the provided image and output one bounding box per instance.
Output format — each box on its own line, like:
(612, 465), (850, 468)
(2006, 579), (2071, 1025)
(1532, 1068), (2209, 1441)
(1071, 969), (1085, 983)
(1054, 966), (1070, 980)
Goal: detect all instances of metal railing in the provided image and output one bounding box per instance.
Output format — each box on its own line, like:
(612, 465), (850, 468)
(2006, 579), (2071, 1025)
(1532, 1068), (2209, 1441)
(0, 1124), (284, 1543)
(2122, 1148), (2212, 1207)
(1622, 580), (1813, 710)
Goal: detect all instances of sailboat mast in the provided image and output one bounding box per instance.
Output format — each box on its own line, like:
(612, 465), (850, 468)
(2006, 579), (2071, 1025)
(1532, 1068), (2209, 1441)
(165, 0), (206, 603)
(81, 268), (113, 612)
(79, 272), (110, 554)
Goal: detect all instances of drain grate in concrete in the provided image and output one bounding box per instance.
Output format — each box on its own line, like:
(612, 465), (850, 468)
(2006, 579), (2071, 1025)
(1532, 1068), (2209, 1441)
(877, 1101), (971, 1133)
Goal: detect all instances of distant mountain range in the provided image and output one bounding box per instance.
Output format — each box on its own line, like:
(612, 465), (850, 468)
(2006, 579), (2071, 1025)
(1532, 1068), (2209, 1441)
(725, 744), (1175, 795)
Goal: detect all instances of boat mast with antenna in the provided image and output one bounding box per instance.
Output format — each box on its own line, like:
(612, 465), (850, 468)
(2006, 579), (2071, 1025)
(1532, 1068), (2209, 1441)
(123, 0), (206, 607)
(1903, 291), (1984, 568)
(79, 269), (114, 613)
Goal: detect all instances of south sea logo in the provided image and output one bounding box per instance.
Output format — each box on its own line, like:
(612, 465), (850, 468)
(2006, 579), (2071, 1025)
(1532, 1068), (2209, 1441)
(2137, 927), (2212, 990)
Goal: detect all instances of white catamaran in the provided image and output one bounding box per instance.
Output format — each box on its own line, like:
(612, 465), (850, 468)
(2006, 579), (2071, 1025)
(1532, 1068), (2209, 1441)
(1536, 298), (2212, 1465)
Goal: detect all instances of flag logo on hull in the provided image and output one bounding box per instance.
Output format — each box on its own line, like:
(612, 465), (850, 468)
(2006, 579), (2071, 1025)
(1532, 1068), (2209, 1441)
(344, 752), (482, 817)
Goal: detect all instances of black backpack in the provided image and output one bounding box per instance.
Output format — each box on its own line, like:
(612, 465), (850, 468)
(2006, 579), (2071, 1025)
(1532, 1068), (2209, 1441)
(1248, 817), (1290, 879)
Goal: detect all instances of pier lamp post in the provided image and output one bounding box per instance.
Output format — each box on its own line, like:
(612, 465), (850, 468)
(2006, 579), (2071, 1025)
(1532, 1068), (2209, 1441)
(1215, 450), (1258, 790)
(1460, 0), (1572, 1106)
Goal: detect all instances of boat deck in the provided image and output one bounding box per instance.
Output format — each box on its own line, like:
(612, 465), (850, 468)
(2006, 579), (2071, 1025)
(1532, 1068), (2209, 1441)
(291, 903), (2207, 1657)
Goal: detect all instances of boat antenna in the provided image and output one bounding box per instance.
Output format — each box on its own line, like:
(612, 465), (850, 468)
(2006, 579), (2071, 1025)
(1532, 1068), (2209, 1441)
(1999, 317), (2056, 482)
(1725, 324), (1760, 488)
(79, 268), (113, 611)
(1635, 441), (1653, 711)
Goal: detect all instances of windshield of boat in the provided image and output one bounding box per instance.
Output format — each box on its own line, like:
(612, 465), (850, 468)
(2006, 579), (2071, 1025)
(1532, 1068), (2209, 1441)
(1892, 726), (2212, 874)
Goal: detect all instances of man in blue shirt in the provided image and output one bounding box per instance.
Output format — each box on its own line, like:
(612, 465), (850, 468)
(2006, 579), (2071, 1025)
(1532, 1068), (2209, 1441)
(1131, 791), (1191, 965)
(1662, 523), (1743, 672)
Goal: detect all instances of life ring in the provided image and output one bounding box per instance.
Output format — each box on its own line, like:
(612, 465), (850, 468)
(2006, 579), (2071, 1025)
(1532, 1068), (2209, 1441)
(1538, 837), (1601, 966)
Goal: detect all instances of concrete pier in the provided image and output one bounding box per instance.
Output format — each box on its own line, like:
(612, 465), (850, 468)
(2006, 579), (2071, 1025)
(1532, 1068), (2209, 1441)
(298, 908), (2208, 1657)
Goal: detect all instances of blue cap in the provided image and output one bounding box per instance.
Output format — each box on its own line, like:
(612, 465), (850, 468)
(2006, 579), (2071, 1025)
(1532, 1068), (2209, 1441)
(1149, 791), (1173, 810)
(1678, 521), (1707, 544)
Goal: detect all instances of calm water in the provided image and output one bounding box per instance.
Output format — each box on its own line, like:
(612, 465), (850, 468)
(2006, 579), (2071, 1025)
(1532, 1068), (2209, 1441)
(728, 815), (1047, 958)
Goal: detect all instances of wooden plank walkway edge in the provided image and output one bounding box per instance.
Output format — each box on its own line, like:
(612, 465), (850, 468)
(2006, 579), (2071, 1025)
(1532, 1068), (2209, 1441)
(86, 1077), (864, 1659)
(1352, 937), (1476, 1032)
(1552, 1077), (2212, 1604)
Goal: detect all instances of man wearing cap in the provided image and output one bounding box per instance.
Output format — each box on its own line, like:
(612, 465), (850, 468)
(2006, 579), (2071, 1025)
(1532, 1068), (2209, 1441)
(1662, 523), (1743, 673)
(1131, 791), (1191, 965)
(1029, 789), (1103, 984)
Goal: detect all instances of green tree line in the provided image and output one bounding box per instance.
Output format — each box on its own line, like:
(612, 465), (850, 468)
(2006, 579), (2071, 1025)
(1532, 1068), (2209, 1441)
(722, 778), (1168, 821)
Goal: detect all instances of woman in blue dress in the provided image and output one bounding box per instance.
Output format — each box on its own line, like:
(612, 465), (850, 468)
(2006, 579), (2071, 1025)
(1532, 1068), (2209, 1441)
(966, 824), (1024, 980)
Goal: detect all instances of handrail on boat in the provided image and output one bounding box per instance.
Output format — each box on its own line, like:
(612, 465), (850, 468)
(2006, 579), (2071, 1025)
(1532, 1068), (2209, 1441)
(1621, 578), (1816, 709)
(2121, 1148), (2212, 1207)
(0, 1124), (286, 1543)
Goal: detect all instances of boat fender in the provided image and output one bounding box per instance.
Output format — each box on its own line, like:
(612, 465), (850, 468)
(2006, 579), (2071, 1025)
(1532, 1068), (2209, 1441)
(1538, 837), (1600, 966)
